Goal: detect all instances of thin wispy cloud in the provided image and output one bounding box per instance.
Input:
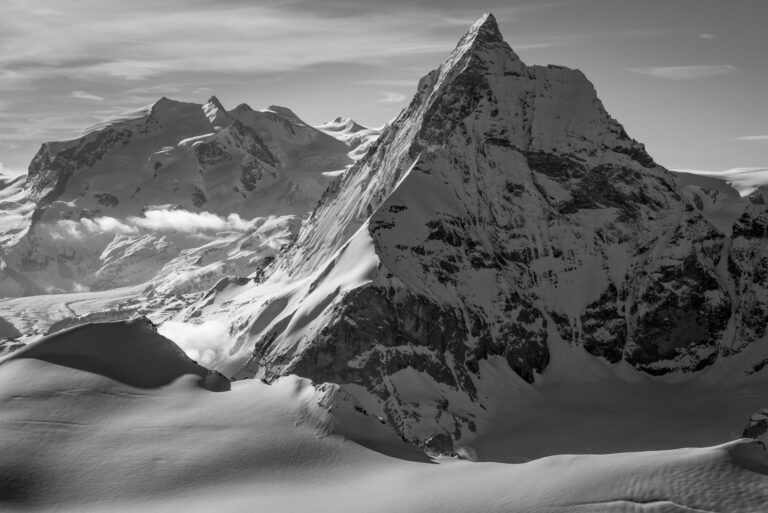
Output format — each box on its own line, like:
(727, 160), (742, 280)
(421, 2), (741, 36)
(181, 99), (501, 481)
(353, 79), (418, 87)
(0, 2), (463, 84)
(511, 42), (562, 50)
(377, 91), (407, 103)
(71, 90), (105, 101)
(629, 65), (736, 80)
(0, 0), (764, 177)
(0, 0), (551, 171)
(734, 135), (768, 142)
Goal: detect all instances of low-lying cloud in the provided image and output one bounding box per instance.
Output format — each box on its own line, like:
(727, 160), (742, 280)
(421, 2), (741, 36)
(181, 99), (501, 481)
(134, 210), (257, 233)
(52, 209), (261, 239)
(674, 167), (768, 197)
(158, 320), (230, 368)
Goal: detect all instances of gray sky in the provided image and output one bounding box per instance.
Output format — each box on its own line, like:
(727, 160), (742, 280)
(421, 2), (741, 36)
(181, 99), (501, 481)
(0, 0), (765, 175)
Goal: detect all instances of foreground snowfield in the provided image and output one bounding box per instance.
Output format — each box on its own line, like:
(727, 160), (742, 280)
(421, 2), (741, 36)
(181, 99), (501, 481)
(1, 319), (767, 512)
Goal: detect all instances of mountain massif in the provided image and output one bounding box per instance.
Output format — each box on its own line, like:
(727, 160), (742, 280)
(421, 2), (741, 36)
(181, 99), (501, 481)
(1, 12), (767, 461)
(156, 14), (768, 448)
(0, 98), (377, 298)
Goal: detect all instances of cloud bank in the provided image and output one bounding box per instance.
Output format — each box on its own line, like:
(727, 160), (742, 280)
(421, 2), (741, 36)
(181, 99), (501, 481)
(52, 209), (262, 239)
(158, 320), (230, 367)
(735, 135), (768, 142)
(674, 167), (768, 197)
(629, 65), (736, 80)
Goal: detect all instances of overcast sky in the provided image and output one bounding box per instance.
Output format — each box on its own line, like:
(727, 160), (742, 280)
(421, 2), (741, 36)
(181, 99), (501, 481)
(0, 0), (765, 175)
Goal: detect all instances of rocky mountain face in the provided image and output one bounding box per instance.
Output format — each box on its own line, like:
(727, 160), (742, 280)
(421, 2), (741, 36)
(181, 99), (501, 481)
(0, 98), (372, 297)
(180, 14), (768, 446)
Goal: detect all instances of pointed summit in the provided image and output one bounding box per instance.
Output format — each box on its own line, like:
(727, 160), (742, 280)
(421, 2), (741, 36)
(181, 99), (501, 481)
(450, 12), (517, 58)
(464, 12), (503, 45)
(206, 95), (224, 109)
(434, 12), (523, 86)
(203, 95), (231, 128)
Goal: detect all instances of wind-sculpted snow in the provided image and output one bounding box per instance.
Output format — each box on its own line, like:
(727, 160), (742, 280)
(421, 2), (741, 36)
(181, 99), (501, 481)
(181, 13), (768, 446)
(0, 317), (230, 390)
(1, 319), (767, 511)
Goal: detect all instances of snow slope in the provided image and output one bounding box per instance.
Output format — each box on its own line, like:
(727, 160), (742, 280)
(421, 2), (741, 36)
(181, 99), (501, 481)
(0, 318), (767, 512)
(0, 317), (229, 390)
(316, 116), (382, 164)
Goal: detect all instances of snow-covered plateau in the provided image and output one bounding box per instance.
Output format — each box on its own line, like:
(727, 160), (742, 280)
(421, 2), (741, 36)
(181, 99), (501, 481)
(1, 12), (768, 512)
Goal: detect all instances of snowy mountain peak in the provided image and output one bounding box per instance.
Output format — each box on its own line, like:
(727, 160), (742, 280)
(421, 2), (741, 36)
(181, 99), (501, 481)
(206, 95), (224, 109)
(317, 117), (367, 134)
(203, 95), (231, 127)
(453, 12), (520, 62)
(463, 13), (503, 45)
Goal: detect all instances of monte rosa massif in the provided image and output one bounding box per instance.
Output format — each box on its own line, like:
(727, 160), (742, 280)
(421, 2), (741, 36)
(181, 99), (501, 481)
(1, 13), (767, 512)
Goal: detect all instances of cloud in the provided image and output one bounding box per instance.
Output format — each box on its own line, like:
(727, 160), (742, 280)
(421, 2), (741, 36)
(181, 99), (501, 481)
(131, 210), (257, 233)
(51, 217), (136, 240)
(734, 135), (768, 142)
(698, 33), (716, 39)
(157, 320), (230, 367)
(353, 79), (417, 87)
(50, 209), (262, 239)
(84, 216), (137, 234)
(71, 90), (105, 101)
(126, 84), (182, 95)
(628, 65), (736, 80)
(378, 91), (407, 103)
(512, 42), (562, 50)
(674, 167), (768, 197)
(0, 161), (25, 177)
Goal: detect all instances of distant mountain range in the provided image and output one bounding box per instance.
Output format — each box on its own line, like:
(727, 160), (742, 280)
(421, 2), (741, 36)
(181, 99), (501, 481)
(0, 96), (378, 297)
